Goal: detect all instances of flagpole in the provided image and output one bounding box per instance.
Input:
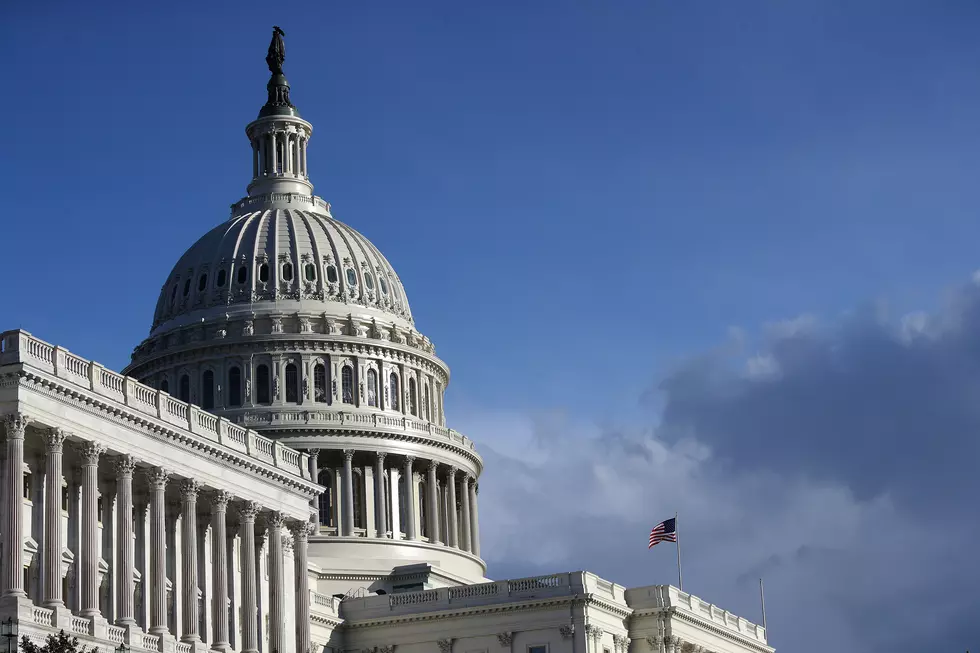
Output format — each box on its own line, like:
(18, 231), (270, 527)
(759, 578), (768, 633)
(675, 511), (683, 591)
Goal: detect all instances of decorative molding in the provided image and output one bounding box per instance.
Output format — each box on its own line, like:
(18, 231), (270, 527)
(559, 624), (575, 640)
(437, 639), (453, 653)
(496, 633), (512, 648)
(114, 455), (138, 478)
(45, 427), (68, 451)
(2, 412), (30, 437)
(144, 466), (170, 489)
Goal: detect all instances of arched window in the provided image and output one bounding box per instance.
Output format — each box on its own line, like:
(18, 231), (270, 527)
(313, 363), (326, 402)
(183, 279), (191, 297)
(236, 265), (248, 285)
(170, 284), (178, 307)
(423, 383), (430, 421)
(216, 269), (227, 287)
(345, 268), (358, 286)
(326, 265), (338, 283)
(285, 363), (298, 403)
(367, 369), (378, 407)
(160, 378), (169, 394)
(409, 377), (417, 416)
(317, 469), (333, 527)
(305, 263), (316, 282)
(364, 272), (374, 290)
(282, 262), (293, 282)
(256, 365), (270, 405)
(228, 367), (242, 407)
(198, 273), (208, 292)
(389, 372), (399, 411)
(258, 263), (269, 283)
(342, 366), (354, 404)
(179, 375), (190, 403)
(201, 370), (215, 409)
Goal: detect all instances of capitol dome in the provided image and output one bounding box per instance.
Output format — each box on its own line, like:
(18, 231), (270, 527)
(123, 28), (485, 590)
(149, 205), (415, 336)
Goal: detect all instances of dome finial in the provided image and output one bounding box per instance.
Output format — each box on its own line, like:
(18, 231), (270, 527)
(260, 26), (297, 117)
(266, 26), (286, 75)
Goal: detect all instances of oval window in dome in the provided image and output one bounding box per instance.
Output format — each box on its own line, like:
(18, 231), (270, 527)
(198, 273), (208, 292)
(216, 269), (227, 287)
(258, 263), (269, 283)
(170, 284), (178, 306)
(379, 277), (388, 295)
(282, 262), (293, 282)
(346, 268), (358, 286)
(326, 265), (338, 283)
(305, 263), (316, 282)
(183, 279), (191, 296)
(237, 265), (248, 285)
(365, 272), (374, 290)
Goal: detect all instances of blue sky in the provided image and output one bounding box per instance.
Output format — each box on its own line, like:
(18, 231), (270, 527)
(4, 2), (980, 651)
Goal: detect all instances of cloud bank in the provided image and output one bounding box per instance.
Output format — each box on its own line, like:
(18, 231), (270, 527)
(459, 278), (980, 653)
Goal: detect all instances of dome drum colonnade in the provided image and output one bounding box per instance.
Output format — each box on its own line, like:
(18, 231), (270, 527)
(0, 412), (317, 653)
(123, 25), (486, 584)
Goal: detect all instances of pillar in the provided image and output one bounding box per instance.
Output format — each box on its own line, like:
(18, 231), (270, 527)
(403, 457), (417, 540)
(211, 490), (231, 652)
(446, 467), (458, 548)
(291, 522), (311, 653)
(266, 512), (285, 653)
(251, 141), (258, 179)
(426, 461), (441, 544)
(115, 456), (137, 626)
(307, 449), (319, 482)
(470, 480), (481, 558)
(341, 450), (354, 536)
(43, 428), (67, 609)
(460, 474), (472, 553)
(374, 452), (387, 538)
(180, 480), (201, 643)
(145, 467), (170, 634)
(270, 132), (278, 175)
(301, 137), (308, 177)
(2, 414), (28, 598)
(80, 441), (106, 617)
(239, 502), (259, 653)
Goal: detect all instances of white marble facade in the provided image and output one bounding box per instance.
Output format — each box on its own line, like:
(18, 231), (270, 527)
(0, 29), (773, 653)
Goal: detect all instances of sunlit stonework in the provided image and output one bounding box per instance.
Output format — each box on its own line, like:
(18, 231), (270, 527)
(0, 27), (772, 653)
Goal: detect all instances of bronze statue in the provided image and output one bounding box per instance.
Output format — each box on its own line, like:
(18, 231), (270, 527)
(266, 26), (286, 75)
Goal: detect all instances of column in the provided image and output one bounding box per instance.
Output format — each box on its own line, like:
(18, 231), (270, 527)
(341, 450), (354, 536)
(2, 414), (28, 598)
(291, 522), (311, 653)
(145, 467), (170, 634)
(301, 137), (308, 177)
(251, 141), (258, 179)
(115, 456), (137, 626)
(211, 491), (231, 652)
(80, 441), (106, 617)
(180, 480), (201, 643)
(266, 512), (285, 653)
(43, 428), (67, 608)
(446, 467), (458, 548)
(238, 502), (259, 653)
(307, 449), (319, 482)
(374, 452), (386, 538)
(403, 457), (416, 540)
(469, 480), (481, 558)
(426, 461), (441, 544)
(460, 474), (472, 553)
(258, 137), (266, 177)
(270, 132), (278, 175)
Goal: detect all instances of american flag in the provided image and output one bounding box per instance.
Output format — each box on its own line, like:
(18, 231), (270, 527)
(648, 517), (677, 548)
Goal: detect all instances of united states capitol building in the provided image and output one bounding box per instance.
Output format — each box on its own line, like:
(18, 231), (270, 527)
(0, 29), (772, 653)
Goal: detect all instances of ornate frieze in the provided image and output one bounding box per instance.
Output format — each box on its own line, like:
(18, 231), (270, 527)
(496, 633), (512, 648)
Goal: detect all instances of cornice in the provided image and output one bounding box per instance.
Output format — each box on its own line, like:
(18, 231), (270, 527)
(274, 429), (482, 471)
(343, 594), (582, 629)
(9, 370), (321, 498)
(666, 608), (771, 653)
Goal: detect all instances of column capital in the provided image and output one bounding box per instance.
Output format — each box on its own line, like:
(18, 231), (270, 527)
(462, 472), (472, 483)
(428, 459), (439, 473)
(114, 454), (138, 478)
(267, 510), (286, 529)
(239, 500), (261, 523)
(376, 451), (387, 463)
(210, 489), (232, 512)
(77, 441), (107, 464)
(45, 427), (68, 451)
(342, 449), (355, 462)
(180, 479), (201, 500)
(2, 412), (30, 437)
(290, 520), (314, 541)
(448, 465), (458, 478)
(307, 447), (320, 455)
(143, 466), (170, 489)
(474, 482), (479, 495)
(404, 455), (415, 464)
